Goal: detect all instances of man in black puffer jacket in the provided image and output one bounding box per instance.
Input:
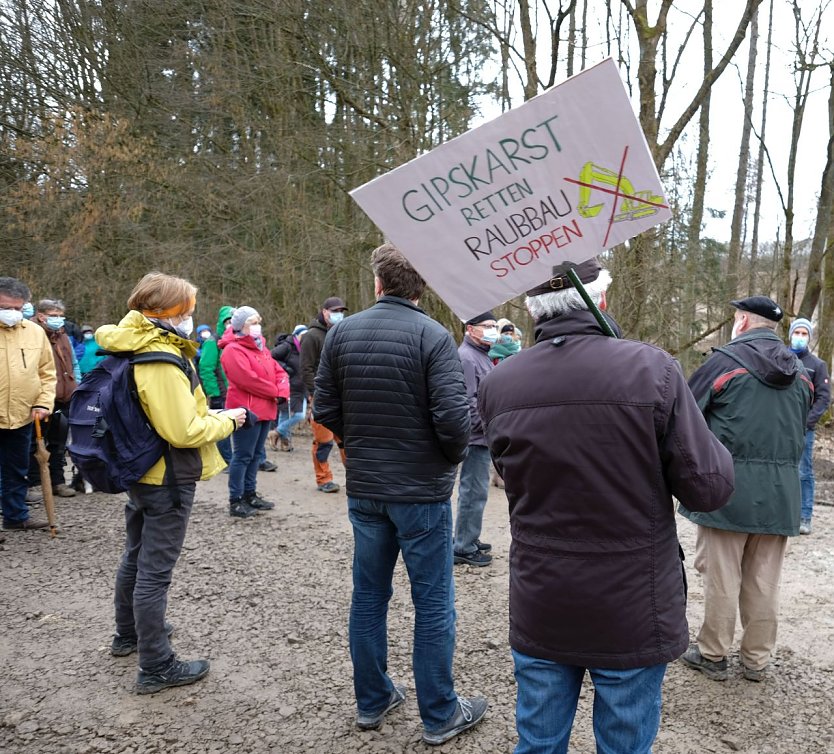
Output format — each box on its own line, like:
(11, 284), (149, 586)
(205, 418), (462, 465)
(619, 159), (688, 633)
(478, 258), (734, 754)
(314, 243), (487, 747)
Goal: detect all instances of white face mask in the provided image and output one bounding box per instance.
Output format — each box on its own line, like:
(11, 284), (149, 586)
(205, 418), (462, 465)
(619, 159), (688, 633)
(174, 316), (194, 338)
(248, 323), (262, 338)
(480, 327), (499, 344)
(328, 311), (344, 325)
(0, 309), (23, 328)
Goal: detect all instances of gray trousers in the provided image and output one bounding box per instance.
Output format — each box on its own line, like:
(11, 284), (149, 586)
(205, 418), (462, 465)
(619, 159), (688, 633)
(114, 482), (195, 669)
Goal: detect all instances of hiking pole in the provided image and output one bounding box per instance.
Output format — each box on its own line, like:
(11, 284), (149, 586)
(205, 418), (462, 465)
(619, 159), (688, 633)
(33, 416), (58, 538)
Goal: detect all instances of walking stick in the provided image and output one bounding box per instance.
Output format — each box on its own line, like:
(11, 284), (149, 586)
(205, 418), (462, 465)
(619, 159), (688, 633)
(33, 416), (58, 538)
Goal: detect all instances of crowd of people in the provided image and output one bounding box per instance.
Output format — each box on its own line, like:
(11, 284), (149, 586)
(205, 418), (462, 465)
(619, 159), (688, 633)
(0, 250), (829, 750)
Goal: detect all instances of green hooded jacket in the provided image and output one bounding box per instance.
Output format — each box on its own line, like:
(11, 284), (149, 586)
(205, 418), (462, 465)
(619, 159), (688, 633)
(678, 329), (813, 536)
(198, 305), (234, 399)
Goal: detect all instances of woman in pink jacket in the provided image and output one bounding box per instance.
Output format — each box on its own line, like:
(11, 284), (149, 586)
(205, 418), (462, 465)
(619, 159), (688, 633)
(220, 306), (289, 518)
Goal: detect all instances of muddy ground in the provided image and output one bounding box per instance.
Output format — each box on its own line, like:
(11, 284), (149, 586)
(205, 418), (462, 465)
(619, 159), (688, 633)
(2, 427), (833, 754)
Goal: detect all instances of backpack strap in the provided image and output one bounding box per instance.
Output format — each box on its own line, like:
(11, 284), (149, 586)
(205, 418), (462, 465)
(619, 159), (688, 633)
(128, 351), (190, 373)
(126, 352), (191, 499)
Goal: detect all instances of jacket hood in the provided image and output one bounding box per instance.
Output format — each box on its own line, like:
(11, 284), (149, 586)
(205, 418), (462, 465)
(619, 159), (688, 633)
(307, 318), (328, 333)
(96, 310), (198, 359)
(723, 329), (800, 388)
(216, 305), (235, 335)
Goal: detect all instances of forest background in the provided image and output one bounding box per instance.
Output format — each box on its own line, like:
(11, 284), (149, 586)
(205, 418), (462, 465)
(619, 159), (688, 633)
(2, 0), (833, 374)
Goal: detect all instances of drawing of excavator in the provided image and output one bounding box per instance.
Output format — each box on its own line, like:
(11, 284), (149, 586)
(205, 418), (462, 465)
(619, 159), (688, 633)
(576, 161), (665, 222)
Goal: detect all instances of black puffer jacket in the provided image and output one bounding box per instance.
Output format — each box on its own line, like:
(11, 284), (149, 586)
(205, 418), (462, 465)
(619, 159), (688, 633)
(479, 310), (734, 669)
(314, 296), (470, 503)
(271, 334), (307, 414)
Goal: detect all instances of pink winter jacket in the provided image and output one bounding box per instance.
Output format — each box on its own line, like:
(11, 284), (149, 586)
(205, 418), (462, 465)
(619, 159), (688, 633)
(219, 331), (289, 421)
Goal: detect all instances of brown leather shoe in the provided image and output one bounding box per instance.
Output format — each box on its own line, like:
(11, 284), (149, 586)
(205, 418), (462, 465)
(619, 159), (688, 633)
(3, 518), (49, 531)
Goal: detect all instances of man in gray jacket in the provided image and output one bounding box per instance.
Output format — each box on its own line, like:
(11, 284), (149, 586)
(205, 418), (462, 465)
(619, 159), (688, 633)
(315, 243), (487, 746)
(453, 310), (498, 567)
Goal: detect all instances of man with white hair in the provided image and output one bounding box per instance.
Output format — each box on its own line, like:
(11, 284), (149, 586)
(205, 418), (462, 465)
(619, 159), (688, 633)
(478, 258), (734, 754)
(680, 296), (813, 683)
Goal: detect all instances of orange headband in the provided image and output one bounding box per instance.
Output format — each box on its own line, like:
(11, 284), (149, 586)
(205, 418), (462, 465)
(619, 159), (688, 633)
(142, 296), (196, 319)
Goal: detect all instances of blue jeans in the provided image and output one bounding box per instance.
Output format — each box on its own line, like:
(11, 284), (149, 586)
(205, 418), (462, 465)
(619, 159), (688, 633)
(513, 650), (666, 754)
(277, 399), (306, 439)
(454, 445), (492, 555)
(799, 429), (815, 521)
(0, 424), (33, 525)
(228, 420), (271, 499)
(114, 482), (195, 668)
(347, 496), (458, 730)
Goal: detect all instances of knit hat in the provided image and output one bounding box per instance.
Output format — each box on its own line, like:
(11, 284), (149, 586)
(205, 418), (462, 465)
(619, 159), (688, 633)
(789, 317), (813, 338)
(292, 324), (308, 337)
(196, 323), (211, 335)
(231, 305), (259, 333)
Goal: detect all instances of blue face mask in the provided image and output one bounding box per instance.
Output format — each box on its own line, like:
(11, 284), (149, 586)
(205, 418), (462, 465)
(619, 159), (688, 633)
(46, 316), (65, 331)
(328, 311), (344, 325)
(22, 303), (34, 318)
(498, 334), (515, 345)
(790, 335), (809, 353)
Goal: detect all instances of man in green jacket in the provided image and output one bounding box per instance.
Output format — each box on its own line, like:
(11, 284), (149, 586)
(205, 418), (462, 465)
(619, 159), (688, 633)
(679, 296), (813, 683)
(198, 305), (234, 463)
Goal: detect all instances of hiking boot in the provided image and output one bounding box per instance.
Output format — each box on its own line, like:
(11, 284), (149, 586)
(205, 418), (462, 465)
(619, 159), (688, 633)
(25, 487), (42, 503)
(135, 656), (210, 695)
(229, 499), (259, 518)
(112, 622), (175, 657)
(244, 491), (275, 511)
(266, 430), (280, 451)
(356, 684), (406, 730)
(3, 517), (49, 531)
(55, 483), (77, 498)
(422, 696), (488, 746)
(279, 435), (293, 452)
(799, 519), (812, 535)
(475, 539), (492, 553)
(317, 481), (340, 493)
(454, 550), (492, 567)
(258, 460), (278, 472)
(680, 645), (728, 681)
(742, 665), (766, 682)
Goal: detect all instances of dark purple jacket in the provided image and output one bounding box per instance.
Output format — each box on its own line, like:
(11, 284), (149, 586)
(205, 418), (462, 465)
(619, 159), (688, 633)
(479, 310), (734, 669)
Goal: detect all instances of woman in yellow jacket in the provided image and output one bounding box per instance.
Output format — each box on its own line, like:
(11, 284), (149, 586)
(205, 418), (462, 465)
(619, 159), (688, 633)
(97, 272), (246, 695)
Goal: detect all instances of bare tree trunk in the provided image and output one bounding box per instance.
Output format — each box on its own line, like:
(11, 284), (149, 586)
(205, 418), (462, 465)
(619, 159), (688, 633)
(818, 207), (834, 368)
(518, 0), (539, 100)
(797, 63), (834, 318)
(778, 0), (825, 323)
(748, 0), (774, 295)
(567, 1), (577, 77)
(722, 6), (759, 342)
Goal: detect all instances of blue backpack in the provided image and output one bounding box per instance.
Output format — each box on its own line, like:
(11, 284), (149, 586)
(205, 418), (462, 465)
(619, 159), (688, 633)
(68, 351), (191, 493)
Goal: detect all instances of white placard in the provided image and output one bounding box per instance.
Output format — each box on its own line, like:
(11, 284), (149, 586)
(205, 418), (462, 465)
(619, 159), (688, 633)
(350, 58), (672, 322)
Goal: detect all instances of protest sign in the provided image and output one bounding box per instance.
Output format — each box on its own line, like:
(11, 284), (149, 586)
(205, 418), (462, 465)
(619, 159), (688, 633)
(350, 57), (672, 322)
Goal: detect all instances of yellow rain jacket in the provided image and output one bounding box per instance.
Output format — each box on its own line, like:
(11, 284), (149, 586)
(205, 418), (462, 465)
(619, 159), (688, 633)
(0, 319), (56, 429)
(96, 310), (235, 485)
